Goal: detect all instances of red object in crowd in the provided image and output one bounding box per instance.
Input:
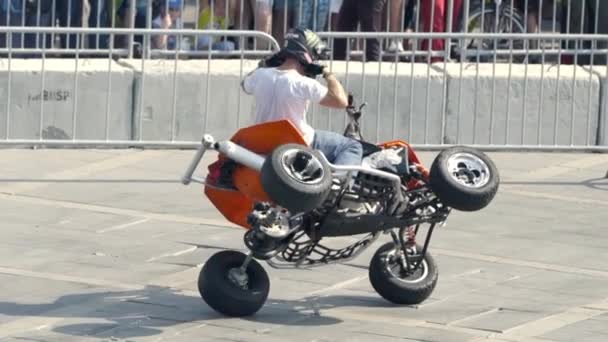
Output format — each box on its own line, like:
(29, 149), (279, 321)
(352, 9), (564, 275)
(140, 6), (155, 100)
(561, 56), (574, 65)
(420, 0), (463, 63)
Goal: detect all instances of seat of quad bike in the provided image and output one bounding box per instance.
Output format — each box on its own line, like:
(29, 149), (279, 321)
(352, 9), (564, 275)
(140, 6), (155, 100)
(360, 140), (383, 157)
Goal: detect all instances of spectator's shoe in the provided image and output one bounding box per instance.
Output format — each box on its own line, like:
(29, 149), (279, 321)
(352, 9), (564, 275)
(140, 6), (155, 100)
(387, 39), (405, 53)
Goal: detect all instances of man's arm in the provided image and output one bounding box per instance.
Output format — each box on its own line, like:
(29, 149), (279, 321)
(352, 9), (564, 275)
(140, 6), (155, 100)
(241, 67), (258, 95)
(319, 68), (348, 109)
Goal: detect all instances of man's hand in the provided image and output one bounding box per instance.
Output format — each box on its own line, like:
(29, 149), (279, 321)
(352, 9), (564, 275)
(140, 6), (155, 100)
(319, 67), (348, 109)
(322, 66), (333, 79)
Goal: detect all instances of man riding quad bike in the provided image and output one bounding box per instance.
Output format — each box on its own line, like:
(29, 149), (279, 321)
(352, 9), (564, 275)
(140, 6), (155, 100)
(181, 28), (500, 317)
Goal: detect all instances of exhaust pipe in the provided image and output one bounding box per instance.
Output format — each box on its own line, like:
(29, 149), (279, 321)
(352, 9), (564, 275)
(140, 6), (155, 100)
(215, 141), (266, 171)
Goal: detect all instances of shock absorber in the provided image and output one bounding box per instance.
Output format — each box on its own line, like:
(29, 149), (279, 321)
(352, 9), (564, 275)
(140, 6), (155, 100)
(404, 225), (417, 248)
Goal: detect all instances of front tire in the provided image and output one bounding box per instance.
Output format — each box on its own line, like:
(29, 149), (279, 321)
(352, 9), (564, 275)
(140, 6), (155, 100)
(198, 250), (270, 317)
(369, 242), (438, 305)
(429, 146), (500, 212)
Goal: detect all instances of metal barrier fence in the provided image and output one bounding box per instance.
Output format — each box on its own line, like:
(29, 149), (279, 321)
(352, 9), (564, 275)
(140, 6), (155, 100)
(2, 0), (606, 59)
(1, 27), (608, 152)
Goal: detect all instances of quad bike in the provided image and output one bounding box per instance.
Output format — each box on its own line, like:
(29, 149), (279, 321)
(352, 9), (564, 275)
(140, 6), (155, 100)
(181, 95), (500, 317)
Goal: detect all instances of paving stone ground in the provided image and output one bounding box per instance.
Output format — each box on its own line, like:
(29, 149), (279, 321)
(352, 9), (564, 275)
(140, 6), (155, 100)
(0, 148), (607, 342)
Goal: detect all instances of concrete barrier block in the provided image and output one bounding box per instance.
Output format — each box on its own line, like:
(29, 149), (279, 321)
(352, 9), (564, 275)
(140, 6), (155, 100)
(124, 59), (257, 142)
(126, 59), (445, 144)
(0, 59), (133, 141)
(438, 63), (600, 146)
(310, 61), (446, 145)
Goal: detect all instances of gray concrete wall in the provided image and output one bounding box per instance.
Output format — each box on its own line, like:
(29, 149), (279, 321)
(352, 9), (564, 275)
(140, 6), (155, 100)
(122, 59), (257, 142)
(0, 59), (133, 141)
(436, 63), (600, 146)
(308, 61), (446, 145)
(1, 59), (606, 149)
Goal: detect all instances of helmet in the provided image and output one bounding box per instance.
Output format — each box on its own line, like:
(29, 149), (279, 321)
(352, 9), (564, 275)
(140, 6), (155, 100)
(281, 27), (330, 64)
(259, 27), (330, 77)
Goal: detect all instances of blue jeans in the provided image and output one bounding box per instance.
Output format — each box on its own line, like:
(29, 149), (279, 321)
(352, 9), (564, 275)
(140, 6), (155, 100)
(312, 130), (362, 179)
(297, 0), (330, 31)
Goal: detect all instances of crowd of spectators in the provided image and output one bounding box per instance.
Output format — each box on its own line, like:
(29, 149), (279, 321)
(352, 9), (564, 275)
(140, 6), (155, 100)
(1, 0), (607, 64)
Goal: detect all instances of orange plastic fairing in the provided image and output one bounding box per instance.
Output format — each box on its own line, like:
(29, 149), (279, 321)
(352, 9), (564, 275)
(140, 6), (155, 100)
(204, 120), (308, 229)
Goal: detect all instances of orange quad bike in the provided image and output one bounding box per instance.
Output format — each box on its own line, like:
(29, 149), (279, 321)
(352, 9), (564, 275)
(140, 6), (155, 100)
(182, 95), (500, 317)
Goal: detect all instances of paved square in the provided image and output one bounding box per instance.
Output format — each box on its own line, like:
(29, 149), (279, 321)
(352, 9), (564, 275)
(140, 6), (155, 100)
(0, 149), (607, 342)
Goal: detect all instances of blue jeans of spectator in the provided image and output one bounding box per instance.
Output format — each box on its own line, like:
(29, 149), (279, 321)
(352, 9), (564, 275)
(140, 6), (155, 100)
(0, 3), (52, 57)
(312, 130), (362, 181)
(55, 0), (110, 50)
(197, 36), (236, 51)
(297, 0), (330, 31)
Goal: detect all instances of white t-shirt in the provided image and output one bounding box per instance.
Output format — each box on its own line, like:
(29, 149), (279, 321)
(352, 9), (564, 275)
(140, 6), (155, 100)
(242, 67), (328, 145)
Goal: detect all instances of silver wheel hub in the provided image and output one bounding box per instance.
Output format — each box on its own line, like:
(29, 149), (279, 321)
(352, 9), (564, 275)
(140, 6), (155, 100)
(280, 149), (325, 185)
(227, 268), (249, 290)
(446, 153), (491, 188)
(385, 249), (429, 284)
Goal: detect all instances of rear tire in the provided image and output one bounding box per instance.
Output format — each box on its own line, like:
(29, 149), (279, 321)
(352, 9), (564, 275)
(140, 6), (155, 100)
(198, 250), (269, 317)
(260, 143), (333, 213)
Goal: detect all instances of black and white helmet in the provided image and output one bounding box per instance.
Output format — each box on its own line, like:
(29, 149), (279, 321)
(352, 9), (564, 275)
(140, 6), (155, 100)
(281, 27), (330, 65)
(261, 27), (330, 69)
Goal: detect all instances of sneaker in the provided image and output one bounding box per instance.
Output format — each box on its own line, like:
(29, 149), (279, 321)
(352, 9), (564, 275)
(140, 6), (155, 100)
(387, 39), (404, 53)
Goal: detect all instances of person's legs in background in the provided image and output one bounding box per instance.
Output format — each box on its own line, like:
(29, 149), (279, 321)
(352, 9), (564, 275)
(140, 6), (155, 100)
(588, 0), (608, 66)
(253, 0), (273, 49)
(387, 0), (405, 52)
(272, 0), (295, 46)
(560, 0), (586, 65)
(333, 0), (358, 60)
(420, 0), (462, 63)
(329, 0), (342, 30)
(421, 0), (445, 61)
(359, 0), (388, 61)
(296, 0), (330, 30)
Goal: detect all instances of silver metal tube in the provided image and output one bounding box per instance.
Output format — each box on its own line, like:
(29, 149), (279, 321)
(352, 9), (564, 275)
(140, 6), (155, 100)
(0, 48), (130, 55)
(375, 50), (382, 141)
(361, 39), (366, 137)
(408, 38), (416, 141)
(521, 57), (529, 145)
(5, 32), (12, 140)
(216, 141), (266, 171)
(570, 52), (578, 146)
(424, 58), (431, 145)
(138, 49), (146, 141)
(38, 38), (47, 141)
(391, 54), (399, 139)
(182, 135), (216, 185)
(128, 0), (135, 58)
(317, 152), (404, 204)
(0, 140), (607, 153)
(170, 48), (179, 142)
(554, 42), (562, 145)
(4, 26), (608, 41)
(204, 40), (212, 134)
(105, 33), (112, 141)
(537, 58), (546, 145)
(72, 35), (80, 140)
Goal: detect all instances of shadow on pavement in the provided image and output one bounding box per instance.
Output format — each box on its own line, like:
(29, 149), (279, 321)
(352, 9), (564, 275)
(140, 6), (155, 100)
(502, 177), (608, 191)
(0, 285), (402, 339)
